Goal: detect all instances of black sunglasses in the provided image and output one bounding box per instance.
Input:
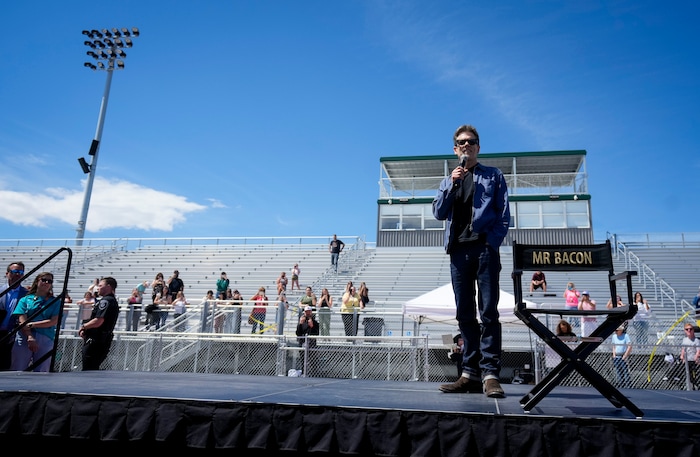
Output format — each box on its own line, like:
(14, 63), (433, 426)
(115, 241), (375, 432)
(40, 278), (53, 284)
(456, 138), (479, 146)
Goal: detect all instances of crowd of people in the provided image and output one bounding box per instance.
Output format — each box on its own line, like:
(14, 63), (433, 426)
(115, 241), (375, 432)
(0, 235), (354, 347)
(0, 254), (376, 374)
(101, 240), (371, 339)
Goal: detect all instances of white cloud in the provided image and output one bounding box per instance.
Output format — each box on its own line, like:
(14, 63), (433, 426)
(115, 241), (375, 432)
(207, 198), (227, 209)
(0, 177), (206, 233)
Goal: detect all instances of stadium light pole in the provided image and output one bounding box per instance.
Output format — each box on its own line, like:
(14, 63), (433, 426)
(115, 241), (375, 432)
(76, 27), (139, 246)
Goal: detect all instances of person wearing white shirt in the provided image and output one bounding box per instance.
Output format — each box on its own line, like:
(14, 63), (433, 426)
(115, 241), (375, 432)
(681, 324), (700, 388)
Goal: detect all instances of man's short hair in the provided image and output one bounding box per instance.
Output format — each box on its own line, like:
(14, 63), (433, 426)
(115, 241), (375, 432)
(101, 276), (117, 290)
(6, 262), (25, 272)
(453, 124), (480, 146)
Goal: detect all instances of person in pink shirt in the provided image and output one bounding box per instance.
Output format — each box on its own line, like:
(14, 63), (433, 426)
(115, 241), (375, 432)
(578, 291), (597, 337)
(563, 282), (581, 330)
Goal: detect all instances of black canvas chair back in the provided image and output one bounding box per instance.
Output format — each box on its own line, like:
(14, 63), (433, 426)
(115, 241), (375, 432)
(512, 240), (643, 418)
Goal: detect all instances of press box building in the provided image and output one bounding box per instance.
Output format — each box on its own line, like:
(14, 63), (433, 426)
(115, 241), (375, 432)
(376, 150), (591, 247)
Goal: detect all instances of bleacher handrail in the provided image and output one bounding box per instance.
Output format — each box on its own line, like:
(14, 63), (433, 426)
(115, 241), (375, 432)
(0, 235), (371, 251)
(611, 234), (699, 320)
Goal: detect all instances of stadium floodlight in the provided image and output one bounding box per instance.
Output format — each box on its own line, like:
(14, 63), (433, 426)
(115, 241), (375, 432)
(77, 157), (91, 174)
(76, 26), (140, 246)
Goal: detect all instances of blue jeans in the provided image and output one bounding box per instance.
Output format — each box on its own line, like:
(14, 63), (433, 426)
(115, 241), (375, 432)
(450, 243), (502, 380)
(613, 356), (631, 388)
(331, 253), (339, 270)
(633, 320), (649, 345)
(251, 311), (266, 334)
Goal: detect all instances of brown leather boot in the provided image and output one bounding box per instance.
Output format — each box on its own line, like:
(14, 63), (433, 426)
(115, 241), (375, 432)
(484, 378), (505, 398)
(439, 376), (483, 393)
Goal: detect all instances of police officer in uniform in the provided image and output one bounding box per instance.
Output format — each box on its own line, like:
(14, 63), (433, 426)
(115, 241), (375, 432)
(78, 277), (120, 370)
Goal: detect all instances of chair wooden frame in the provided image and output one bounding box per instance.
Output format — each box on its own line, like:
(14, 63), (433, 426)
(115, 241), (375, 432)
(512, 240), (644, 418)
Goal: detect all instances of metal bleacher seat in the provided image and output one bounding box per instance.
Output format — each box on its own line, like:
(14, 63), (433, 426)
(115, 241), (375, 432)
(512, 241), (644, 418)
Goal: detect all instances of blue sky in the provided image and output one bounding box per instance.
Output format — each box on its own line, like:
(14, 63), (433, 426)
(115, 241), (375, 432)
(1, 1), (698, 245)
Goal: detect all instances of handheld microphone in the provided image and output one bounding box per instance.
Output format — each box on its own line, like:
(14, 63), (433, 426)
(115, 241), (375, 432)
(459, 154), (468, 168)
(454, 154), (468, 188)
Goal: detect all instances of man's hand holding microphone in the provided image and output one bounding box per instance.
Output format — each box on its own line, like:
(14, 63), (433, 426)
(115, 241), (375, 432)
(452, 154), (469, 188)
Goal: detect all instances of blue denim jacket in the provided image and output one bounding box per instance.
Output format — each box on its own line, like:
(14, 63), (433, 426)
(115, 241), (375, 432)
(432, 162), (510, 251)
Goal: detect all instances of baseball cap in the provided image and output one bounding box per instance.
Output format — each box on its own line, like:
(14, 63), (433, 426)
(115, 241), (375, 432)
(304, 305), (312, 311)
(582, 291), (589, 295)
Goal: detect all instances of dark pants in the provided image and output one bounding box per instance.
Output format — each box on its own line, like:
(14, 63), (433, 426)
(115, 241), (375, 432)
(82, 335), (114, 371)
(126, 306), (142, 331)
(0, 332), (13, 371)
(251, 312), (266, 334)
(450, 242), (502, 380)
(145, 305), (160, 329)
(341, 313), (358, 336)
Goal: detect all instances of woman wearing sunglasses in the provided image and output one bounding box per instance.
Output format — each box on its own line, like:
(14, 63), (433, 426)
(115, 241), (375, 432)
(11, 272), (59, 372)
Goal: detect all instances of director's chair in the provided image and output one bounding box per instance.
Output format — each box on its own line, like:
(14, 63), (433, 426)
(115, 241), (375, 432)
(512, 241), (643, 418)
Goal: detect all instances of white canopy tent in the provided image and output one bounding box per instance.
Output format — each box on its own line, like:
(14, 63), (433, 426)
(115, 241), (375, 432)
(402, 283), (538, 326)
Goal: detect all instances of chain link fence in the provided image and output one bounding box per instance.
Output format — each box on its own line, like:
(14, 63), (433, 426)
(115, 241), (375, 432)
(50, 328), (700, 391)
(54, 332), (431, 381)
(530, 340), (700, 391)
(47, 299), (700, 391)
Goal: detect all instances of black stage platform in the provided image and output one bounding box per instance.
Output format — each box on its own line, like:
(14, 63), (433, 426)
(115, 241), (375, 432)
(1, 371), (699, 456)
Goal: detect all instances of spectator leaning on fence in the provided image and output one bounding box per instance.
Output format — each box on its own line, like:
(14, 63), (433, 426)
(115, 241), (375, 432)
(317, 288), (333, 336)
(611, 326), (632, 389)
(681, 324), (700, 387)
(578, 291), (596, 338)
(249, 287), (268, 334)
(299, 286), (317, 319)
(11, 272), (58, 372)
(632, 292), (652, 345)
(341, 286), (362, 336)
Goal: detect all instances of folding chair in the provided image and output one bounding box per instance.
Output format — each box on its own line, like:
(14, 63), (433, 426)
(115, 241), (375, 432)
(512, 241), (643, 418)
